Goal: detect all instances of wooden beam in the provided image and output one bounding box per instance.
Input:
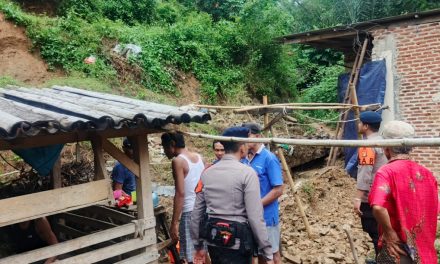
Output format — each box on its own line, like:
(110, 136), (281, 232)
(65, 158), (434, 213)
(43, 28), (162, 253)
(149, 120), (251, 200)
(281, 30), (358, 44)
(130, 134), (157, 256)
(130, 134), (155, 220)
(60, 212), (118, 230)
(263, 96), (269, 138)
(0, 180), (112, 227)
(102, 138), (140, 178)
(115, 249), (158, 264)
(57, 229), (156, 264)
(262, 112), (285, 132)
(91, 136), (116, 205)
(51, 157), (62, 189)
(76, 205), (135, 224)
(0, 127), (160, 151)
(53, 223), (87, 239)
(0, 221), (155, 264)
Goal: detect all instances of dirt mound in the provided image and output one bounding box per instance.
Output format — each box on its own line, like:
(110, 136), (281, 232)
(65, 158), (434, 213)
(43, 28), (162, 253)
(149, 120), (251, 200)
(281, 167), (373, 263)
(0, 13), (53, 84)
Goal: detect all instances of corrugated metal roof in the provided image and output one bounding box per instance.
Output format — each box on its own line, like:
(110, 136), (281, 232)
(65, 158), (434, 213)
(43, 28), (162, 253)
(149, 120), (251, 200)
(277, 9), (440, 51)
(0, 86), (211, 139)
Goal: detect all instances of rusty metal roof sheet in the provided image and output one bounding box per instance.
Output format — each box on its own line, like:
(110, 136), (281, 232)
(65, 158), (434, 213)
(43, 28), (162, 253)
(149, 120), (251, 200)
(0, 86), (211, 139)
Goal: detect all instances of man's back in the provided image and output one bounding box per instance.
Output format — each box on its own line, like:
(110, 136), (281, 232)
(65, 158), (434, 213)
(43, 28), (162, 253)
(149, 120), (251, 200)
(203, 155), (259, 222)
(370, 159), (438, 263)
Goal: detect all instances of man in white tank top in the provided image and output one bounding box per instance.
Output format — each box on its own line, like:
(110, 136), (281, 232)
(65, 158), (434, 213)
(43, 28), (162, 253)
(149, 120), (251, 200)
(161, 132), (205, 264)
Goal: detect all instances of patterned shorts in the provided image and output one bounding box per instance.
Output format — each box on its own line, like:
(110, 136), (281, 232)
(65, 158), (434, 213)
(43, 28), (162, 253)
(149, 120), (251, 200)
(179, 211), (194, 262)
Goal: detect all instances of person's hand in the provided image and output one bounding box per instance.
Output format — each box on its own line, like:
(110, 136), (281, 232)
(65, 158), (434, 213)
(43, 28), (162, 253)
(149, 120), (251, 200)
(382, 229), (406, 261)
(170, 222), (179, 242)
(353, 198), (362, 216)
(266, 260), (274, 264)
(193, 249), (206, 264)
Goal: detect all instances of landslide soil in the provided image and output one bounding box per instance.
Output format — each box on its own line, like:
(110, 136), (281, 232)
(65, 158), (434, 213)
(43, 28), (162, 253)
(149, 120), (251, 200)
(0, 13), (54, 84)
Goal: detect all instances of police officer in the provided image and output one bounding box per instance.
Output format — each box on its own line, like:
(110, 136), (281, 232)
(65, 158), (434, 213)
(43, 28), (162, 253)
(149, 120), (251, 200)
(191, 127), (273, 264)
(353, 111), (388, 255)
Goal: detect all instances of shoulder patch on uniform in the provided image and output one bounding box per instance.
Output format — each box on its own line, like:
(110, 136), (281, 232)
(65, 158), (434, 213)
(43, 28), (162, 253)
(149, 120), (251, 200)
(358, 147), (376, 165)
(194, 179), (203, 193)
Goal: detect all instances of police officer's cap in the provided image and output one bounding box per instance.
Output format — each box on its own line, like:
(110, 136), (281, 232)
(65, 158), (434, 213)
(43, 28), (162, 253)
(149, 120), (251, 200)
(241, 122), (262, 134)
(222, 126), (250, 138)
(360, 111), (382, 124)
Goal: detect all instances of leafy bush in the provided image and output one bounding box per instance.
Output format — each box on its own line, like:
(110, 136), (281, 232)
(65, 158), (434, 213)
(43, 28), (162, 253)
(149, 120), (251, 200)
(58, 0), (157, 25)
(297, 65), (344, 122)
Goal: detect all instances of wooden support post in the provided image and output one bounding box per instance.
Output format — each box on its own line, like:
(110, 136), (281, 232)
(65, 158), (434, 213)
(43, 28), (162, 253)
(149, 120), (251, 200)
(277, 149), (313, 238)
(51, 157), (62, 189)
(91, 136), (115, 204)
(102, 138), (140, 178)
(129, 134), (157, 258)
(263, 96), (270, 137)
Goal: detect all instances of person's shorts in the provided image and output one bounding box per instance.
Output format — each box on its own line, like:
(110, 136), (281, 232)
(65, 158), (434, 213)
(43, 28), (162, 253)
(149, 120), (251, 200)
(258, 224), (280, 255)
(179, 212), (194, 262)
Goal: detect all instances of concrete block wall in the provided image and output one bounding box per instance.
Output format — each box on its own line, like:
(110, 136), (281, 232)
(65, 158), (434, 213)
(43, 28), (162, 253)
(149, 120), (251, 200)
(372, 22), (440, 176)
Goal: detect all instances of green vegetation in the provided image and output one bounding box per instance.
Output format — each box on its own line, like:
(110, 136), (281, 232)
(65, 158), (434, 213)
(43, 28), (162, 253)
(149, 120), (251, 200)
(1, 0), (439, 107)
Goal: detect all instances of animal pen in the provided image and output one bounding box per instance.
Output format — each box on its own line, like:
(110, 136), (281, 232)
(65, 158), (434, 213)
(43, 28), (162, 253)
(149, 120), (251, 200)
(0, 86), (210, 263)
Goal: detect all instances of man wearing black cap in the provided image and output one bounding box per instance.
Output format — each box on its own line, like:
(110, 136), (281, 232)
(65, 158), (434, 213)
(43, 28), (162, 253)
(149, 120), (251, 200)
(353, 111), (388, 256)
(242, 122), (283, 264)
(191, 126), (273, 264)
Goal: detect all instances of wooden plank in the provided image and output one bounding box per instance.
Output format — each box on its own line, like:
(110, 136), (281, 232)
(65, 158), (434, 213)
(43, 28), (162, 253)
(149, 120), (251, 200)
(130, 134), (157, 256)
(0, 128), (160, 151)
(76, 205), (135, 223)
(51, 157), (62, 189)
(53, 223), (87, 238)
(262, 96), (269, 138)
(60, 212), (118, 229)
(0, 221), (155, 264)
(262, 112), (284, 132)
(115, 249), (158, 264)
(281, 30), (357, 44)
(102, 138), (140, 178)
(91, 136), (116, 205)
(130, 135), (155, 220)
(57, 229), (156, 264)
(0, 180), (112, 227)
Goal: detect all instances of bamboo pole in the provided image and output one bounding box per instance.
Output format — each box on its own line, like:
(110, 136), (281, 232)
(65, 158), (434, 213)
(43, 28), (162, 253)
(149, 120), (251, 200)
(328, 38), (369, 165)
(194, 103), (357, 109)
(263, 96), (270, 138)
(183, 132), (440, 147)
(328, 47), (361, 166)
(277, 148), (313, 238)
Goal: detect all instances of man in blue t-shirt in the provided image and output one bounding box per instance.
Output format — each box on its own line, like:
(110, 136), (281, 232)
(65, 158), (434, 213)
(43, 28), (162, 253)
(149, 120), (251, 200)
(242, 123), (284, 264)
(111, 138), (136, 196)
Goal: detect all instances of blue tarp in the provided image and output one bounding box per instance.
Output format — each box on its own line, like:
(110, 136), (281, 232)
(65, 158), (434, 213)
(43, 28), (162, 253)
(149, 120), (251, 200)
(13, 144), (64, 176)
(338, 60), (386, 178)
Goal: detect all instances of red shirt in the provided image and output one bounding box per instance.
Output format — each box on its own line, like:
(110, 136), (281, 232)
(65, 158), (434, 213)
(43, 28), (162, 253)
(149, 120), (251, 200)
(369, 159), (438, 263)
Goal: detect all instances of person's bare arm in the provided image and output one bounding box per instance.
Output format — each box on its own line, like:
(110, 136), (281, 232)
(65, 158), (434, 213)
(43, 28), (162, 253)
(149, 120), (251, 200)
(170, 157), (186, 242)
(372, 205), (406, 260)
(113, 182), (123, 190)
(261, 185), (284, 206)
(35, 218), (58, 263)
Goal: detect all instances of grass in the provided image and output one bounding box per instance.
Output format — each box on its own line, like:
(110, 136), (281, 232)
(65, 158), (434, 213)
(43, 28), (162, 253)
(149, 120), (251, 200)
(0, 76), (25, 87)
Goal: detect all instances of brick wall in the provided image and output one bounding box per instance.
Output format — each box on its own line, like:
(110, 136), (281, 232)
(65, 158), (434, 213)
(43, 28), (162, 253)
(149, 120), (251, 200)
(372, 22), (440, 176)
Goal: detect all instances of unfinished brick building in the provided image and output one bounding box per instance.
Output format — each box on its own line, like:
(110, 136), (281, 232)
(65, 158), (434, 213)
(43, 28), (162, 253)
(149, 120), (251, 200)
(279, 9), (440, 175)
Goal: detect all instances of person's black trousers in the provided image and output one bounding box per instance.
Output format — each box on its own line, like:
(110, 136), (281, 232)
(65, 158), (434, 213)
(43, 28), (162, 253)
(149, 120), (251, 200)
(208, 246), (252, 264)
(360, 202), (379, 255)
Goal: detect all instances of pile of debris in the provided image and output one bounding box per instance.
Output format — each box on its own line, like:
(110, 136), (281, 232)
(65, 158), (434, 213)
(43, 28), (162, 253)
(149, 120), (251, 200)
(280, 167), (373, 264)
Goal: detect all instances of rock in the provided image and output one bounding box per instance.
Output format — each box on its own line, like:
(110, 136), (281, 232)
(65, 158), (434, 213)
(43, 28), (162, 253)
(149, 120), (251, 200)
(283, 253), (301, 264)
(327, 253), (345, 261)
